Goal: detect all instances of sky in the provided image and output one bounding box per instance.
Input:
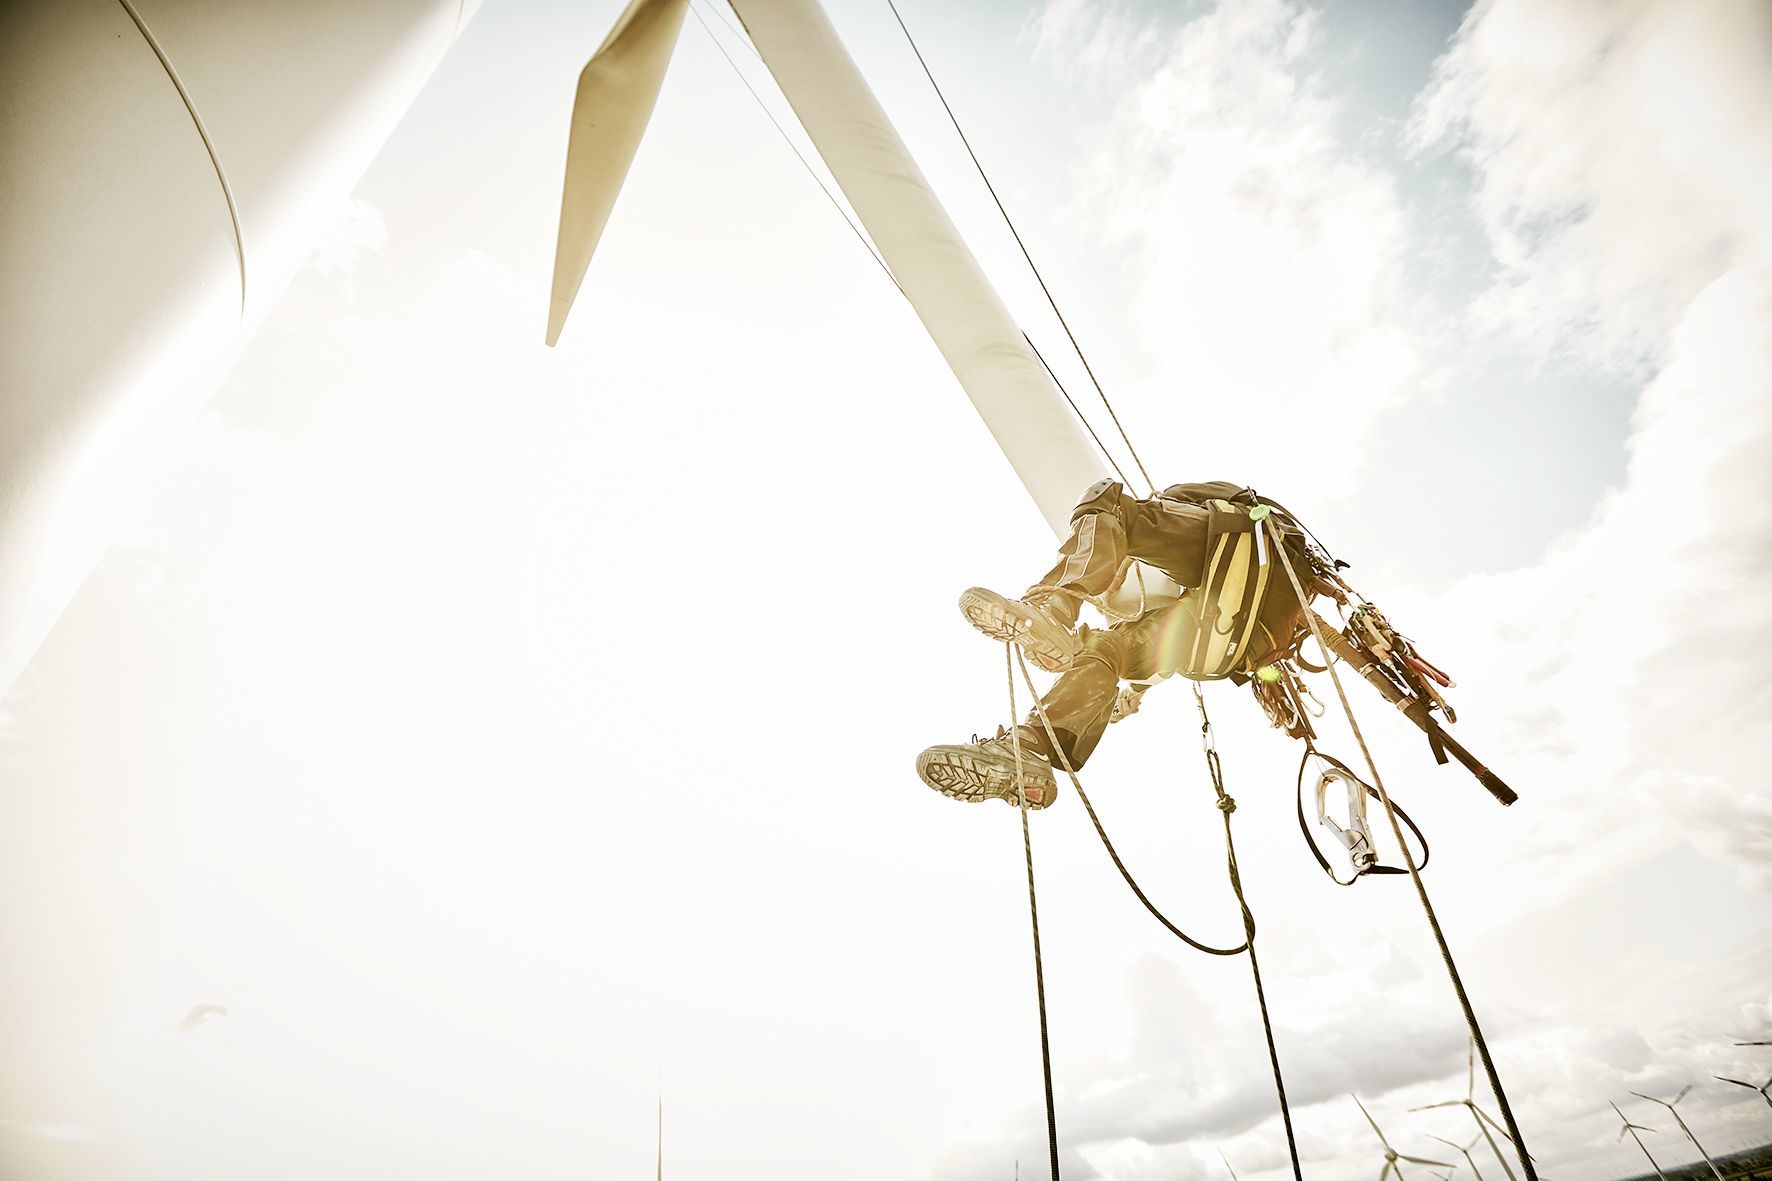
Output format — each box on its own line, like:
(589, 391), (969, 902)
(2, 0), (1771, 1179)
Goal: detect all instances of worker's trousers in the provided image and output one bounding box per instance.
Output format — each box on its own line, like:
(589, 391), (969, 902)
(1018, 479), (1299, 770)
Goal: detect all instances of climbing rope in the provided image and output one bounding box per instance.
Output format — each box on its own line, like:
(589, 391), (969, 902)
(1008, 651), (1305, 1181)
(1004, 646), (1063, 1181)
(1190, 683), (1304, 1181)
(1012, 650), (1247, 957)
(1270, 540), (1540, 1181)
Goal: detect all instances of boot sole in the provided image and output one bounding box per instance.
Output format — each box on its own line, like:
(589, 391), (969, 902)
(957, 588), (1081, 673)
(916, 744), (1055, 809)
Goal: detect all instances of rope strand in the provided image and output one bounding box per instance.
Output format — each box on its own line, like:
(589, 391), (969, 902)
(1014, 650), (1247, 956)
(1005, 646), (1063, 1181)
(691, 4), (904, 295)
(1192, 685), (1303, 1181)
(1271, 542), (1539, 1181)
(883, 0), (1154, 495)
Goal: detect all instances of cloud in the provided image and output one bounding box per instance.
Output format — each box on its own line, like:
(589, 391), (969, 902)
(1050, 0), (1436, 497)
(1412, 0), (1772, 370)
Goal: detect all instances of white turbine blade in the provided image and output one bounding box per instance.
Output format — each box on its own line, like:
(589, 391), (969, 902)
(1411, 1101), (1463, 1112)
(546, 0), (690, 346)
(1353, 1094), (1395, 1151)
(1672, 1085), (1693, 1106)
(1716, 1075), (1757, 1090)
(1628, 1091), (1660, 1106)
(1472, 1104), (1516, 1141)
(1401, 1155), (1455, 1168)
(727, 0), (1111, 533)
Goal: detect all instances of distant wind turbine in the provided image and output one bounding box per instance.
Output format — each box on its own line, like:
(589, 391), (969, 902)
(1715, 1073), (1772, 1112)
(1610, 1101), (1666, 1181)
(1430, 1133), (1486, 1181)
(1630, 1088), (1723, 1181)
(1219, 1148), (1240, 1180)
(1410, 1028), (1523, 1177)
(1411, 1037), (1524, 1181)
(1354, 1094), (1453, 1180)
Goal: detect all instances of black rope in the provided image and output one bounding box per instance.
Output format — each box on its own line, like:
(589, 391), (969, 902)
(1004, 648), (1062, 1181)
(883, 0), (1154, 497)
(1271, 541), (1539, 1181)
(1014, 651), (1247, 957)
(1293, 745), (1432, 886)
(1192, 685), (1304, 1181)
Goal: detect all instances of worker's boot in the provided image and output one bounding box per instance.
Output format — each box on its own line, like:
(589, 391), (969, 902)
(958, 587), (1082, 672)
(916, 726), (1058, 809)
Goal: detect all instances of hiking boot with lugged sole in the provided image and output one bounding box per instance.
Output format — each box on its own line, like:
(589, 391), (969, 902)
(916, 726), (1057, 809)
(958, 587), (1082, 672)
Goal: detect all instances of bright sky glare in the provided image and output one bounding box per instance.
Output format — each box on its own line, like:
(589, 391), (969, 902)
(3, 1), (1770, 1179)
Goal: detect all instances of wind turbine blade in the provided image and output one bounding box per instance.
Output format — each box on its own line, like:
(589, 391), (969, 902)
(1401, 1156), (1455, 1168)
(1628, 1091), (1659, 1105)
(1472, 1105), (1516, 1140)
(727, 0), (1114, 533)
(1353, 1094), (1393, 1150)
(546, 0), (690, 346)
(1474, 1099), (1516, 1134)
(1672, 1085), (1693, 1105)
(1716, 1076), (1757, 1090)
(1411, 1101), (1463, 1111)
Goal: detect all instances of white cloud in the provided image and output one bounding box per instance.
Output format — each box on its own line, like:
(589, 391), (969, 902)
(1052, 0), (1436, 497)
(1412, 0), (1772, 370)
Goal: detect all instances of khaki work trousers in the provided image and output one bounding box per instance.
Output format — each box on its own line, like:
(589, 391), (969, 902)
(1022, 480), (1306, 770)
